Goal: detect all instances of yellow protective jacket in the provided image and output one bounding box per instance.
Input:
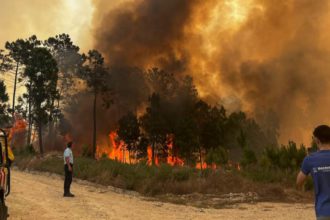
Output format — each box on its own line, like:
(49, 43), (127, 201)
(0, 138), (15, 163)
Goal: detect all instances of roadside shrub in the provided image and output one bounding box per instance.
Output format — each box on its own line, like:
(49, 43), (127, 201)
(172, 167), (193, 181)
(262, 141), (307, 171)
(205, 147), (228, 166)
(241, 147), (257, 167)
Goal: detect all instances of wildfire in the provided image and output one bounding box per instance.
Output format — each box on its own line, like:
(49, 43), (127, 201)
(96, 131), (130, 162)
(9, 115), (27, 138)
(165, 135), (184, 166)
(147, 145), (159, 166)
(96, 131), (241, 171)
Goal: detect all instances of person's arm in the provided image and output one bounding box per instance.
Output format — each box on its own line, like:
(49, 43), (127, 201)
(296, 171), (308, 187)
(65, 156), (72, 172)
(297, 156), (311, 188)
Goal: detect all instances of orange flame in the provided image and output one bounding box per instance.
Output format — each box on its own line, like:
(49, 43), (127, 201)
(166, 135), (184, 166)
(9, 115), (27, 138)
(96, 131), (242, 171)
(96, 132), (130, 162)
(147, 145), (159, 166)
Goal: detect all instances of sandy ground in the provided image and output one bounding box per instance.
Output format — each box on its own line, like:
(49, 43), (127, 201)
(5, 169), (316, 220)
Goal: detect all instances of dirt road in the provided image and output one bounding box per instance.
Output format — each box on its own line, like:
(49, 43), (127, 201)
(6, 169), (315, 220)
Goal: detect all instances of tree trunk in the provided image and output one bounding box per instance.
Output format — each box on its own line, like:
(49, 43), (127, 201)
(128, 149), (131, 164)
(12, 61), (19, 116)
(38, 121), (43, 156)
(152, 142), (155, 166)
(27, 84), (32, 146)
(48, 98), (55, 150)
(199, 146), (203, 171)
(92, 91), (97, 159)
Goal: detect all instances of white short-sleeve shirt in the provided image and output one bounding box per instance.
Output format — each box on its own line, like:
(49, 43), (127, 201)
(64, 148), (74, 164)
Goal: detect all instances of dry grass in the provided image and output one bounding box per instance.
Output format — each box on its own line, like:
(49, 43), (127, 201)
(13, 152), (312, 207)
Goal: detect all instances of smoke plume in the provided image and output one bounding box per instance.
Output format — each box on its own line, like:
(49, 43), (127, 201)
(90, 0), (330, 145)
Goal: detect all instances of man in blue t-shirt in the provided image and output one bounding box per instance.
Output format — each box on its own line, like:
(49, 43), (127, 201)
(297, 125), (330, 220)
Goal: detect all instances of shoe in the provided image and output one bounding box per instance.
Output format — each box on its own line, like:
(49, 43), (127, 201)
(63, 193), (74, 197)
(68, 193), (75, 197)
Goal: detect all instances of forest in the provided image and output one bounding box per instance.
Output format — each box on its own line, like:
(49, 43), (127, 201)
(0, 34), (309, 172)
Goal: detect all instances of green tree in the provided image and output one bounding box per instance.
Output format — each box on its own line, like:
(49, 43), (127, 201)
(192, 101), (227, 168)
(140, 93), (168, 165)
(0, 50), (11, 72)
(44, 34), (83, 146)
(117, 112), (140, 163)
(24, 47), (59, 156)
(174, 114), (199, 165)
(241, 147), (257, 167)
(261, 141), (307, 170)
(79, 50), (111, 158)
(205, 147), (228, 167)
(0, 80), (9, 126)
(5, 36), (40, 116)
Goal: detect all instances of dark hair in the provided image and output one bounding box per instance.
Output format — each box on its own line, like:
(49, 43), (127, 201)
(313, 125), (330, 144)
(67, 142), (73, 148)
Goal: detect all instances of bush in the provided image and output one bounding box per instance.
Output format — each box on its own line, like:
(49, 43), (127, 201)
(262, 141), (307, 171)
(205, 147), (228, 166)
(172, 167), (193, 181)
(14, 144), (36, 156)
(241, 147), (257, 167)
(81, 144), (92, 157)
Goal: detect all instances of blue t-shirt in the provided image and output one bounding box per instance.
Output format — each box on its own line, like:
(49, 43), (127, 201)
(301, 150), (330, 217)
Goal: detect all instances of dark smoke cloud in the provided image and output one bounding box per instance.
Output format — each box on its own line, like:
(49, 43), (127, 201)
(64, 66), (149, 148)
(94, 0), (199, 71)
(67, 0), (200, 147)
(219, 0), (330, 143)
(89, 0), (330, 145)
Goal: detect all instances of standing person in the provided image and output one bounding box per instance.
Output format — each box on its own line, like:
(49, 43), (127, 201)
(297, 125), (330, 220)
(63, 142), (74, 197)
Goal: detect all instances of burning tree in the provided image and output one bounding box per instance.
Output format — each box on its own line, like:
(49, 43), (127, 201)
(79, 50), (112, 159)
(140, 93), (168, 165)
(117, 112), (140, 163)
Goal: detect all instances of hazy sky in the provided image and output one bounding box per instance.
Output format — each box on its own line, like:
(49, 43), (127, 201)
(0, 0), (95, 104)
(0, 0), (94, 51)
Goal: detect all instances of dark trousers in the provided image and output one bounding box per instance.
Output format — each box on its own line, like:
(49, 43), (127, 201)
(64, 164), (73, 194)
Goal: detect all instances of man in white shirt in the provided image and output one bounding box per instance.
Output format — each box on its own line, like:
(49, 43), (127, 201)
(63, 142), (74, 197)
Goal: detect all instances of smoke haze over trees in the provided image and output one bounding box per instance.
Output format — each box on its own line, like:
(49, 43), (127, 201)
(1, 0), (329, 164)
(92, 0), (330, 144)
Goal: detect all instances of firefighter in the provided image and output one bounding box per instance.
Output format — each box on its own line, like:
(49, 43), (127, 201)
(0, 128), (14, 166)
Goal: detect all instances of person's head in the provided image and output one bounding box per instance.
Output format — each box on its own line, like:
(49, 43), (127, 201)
(67, 142), (73, 149)
(313, 125), (330, 147)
